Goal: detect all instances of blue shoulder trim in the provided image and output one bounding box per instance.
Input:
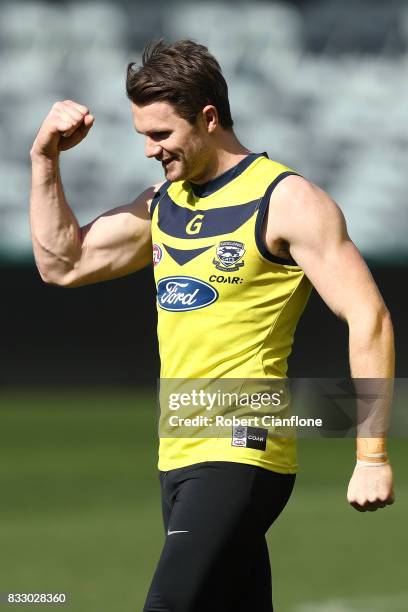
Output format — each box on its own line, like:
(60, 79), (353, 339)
(255, 172), (300, 266)
(150, 181), (171, 218)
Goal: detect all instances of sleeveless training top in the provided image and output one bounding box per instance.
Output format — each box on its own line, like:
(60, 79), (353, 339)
(150, 153), (312, 474)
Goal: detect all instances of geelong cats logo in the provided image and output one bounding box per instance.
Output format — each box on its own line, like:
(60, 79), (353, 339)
(213, 241), (245, 272)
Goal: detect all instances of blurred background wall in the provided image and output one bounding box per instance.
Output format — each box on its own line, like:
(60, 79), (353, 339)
(1, 0), (407, 383)
(1, 4), (407, 612)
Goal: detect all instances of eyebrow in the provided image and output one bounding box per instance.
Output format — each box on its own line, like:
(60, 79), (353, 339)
(135, 128), (171, 135)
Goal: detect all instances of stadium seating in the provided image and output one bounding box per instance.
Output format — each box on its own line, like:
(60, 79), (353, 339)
(1, 0), (407, 263)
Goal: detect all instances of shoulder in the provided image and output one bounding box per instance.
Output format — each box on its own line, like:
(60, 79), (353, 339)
(126, 181), (166, 216)
(269, 174), (348, 244)
(271, 174), (327, 209)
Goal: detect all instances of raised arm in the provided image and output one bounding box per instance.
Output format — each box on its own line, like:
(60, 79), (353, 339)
(266, 175), (395, 512)
(30, 100), (158, 287)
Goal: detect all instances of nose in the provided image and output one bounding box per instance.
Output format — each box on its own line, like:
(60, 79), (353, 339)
(145, 136), (162, 159)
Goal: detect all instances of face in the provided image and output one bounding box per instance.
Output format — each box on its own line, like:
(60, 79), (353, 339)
(131, 100), (215, 182)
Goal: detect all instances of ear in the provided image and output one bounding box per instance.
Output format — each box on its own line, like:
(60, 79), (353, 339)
(201, 105), (219, 133)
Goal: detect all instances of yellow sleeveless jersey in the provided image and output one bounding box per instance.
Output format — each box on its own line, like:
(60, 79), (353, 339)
(150, 153), (312, 474)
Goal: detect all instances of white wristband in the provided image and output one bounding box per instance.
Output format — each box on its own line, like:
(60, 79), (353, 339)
(356, 459), (389, 468)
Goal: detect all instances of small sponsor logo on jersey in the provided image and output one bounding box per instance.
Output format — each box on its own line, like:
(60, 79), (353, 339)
(247, 427), (267, 451)
(209, 275), (243, 285)
(153, 244), (163, 267)
(232, 426), (267, 451)
(213, 241), (245, 272)
(157, 276), (219, 312)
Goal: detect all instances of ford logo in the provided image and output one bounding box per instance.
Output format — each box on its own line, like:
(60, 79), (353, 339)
(157, 276), (219, 312)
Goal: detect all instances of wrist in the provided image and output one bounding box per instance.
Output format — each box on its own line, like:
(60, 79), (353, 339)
(30, 125), (62, 160)
(356, 458), (389, 468)
(30, 150), (59, 164)
(356, 437), (387, 462)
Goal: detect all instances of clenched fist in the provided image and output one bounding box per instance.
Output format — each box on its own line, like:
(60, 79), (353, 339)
(347, 462), (395, 512)
(31, 100), (95, 160)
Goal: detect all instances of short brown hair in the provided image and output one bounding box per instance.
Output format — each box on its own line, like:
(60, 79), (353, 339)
(126, 39), (234, 129)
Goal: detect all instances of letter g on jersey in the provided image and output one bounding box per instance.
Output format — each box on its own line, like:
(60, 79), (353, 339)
(185, 214), (204, 235)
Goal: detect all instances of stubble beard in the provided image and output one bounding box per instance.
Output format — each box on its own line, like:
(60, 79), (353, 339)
(163, 157), (185, 182)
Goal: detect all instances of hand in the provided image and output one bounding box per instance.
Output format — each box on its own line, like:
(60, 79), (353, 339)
(31, 100), (95, 160)
(347, 462), (395, 512)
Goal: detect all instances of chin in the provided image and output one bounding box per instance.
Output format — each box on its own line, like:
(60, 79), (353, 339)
(165, 165), (186, 182)
(165, 171), (180, 182)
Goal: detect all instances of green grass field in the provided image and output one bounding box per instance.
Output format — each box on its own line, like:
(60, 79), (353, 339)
(0, 388), (406, 612)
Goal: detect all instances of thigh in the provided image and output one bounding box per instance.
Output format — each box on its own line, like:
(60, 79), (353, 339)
(144, 462), (295, 612)
(235, 536), (273, 612)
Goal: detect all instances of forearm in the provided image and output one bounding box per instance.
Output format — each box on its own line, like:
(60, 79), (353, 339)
(30, 153), (82, 284)
(348, 309), (395, 462)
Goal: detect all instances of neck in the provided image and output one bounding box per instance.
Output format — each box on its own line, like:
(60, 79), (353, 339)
(190, 131), (251, 184)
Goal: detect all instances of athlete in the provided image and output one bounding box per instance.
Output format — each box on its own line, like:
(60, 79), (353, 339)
(30, 40), (395, 612)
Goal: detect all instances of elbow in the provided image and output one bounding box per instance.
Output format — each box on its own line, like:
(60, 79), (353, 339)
(36, 266), (75, 288)
(379, 307), (394, 339)
(374, 306), (393, 334)
(348, 304), (393, 339)
(36, 265), (57, 286)
(32, 240), (79, 287)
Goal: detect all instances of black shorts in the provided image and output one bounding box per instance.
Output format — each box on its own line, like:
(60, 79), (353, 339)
(143, 461), (296, 612)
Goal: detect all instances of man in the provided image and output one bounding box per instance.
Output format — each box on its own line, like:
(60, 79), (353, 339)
(30, 40), (395, 612)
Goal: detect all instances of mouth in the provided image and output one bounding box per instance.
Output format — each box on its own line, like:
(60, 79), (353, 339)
(161, 157), (176, 168)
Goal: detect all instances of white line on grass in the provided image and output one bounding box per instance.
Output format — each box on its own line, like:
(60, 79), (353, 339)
(294, 593), (408, 612)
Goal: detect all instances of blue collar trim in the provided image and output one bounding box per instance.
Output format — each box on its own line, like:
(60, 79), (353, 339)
(189, 152), (268, 198)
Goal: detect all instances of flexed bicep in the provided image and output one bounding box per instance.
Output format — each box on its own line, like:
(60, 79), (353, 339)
(63, 184), (162, 287)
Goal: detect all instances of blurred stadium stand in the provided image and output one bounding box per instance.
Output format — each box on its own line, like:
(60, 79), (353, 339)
(1, 0), (407, 262)
(1, 0), (406, 382)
